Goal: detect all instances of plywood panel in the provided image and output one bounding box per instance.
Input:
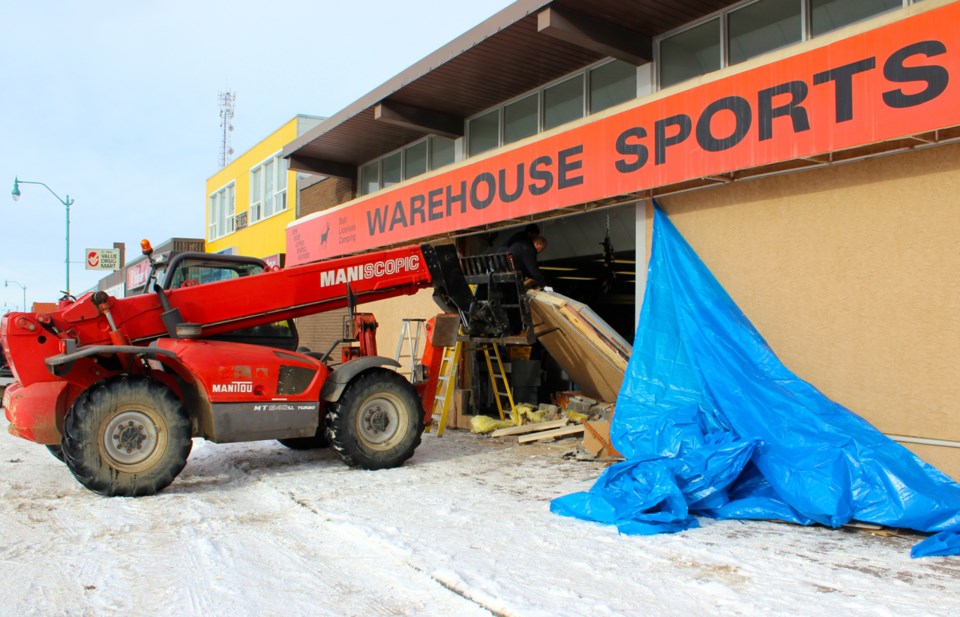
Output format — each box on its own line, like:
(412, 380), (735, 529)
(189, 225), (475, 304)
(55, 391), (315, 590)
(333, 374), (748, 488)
(658, 142), (960, 460)
(529, 290), (631, 402)
(365, 288), (444, 374)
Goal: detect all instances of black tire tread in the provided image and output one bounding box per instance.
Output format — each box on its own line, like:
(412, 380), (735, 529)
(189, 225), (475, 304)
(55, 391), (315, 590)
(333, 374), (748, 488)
(325, 370), (424, 470)
(46, 444), (66, 463)
(62, 376), (192, 497)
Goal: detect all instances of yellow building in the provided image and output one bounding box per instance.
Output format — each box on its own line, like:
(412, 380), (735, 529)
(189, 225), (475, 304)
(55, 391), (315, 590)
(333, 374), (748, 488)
(205, 115), (322, 263)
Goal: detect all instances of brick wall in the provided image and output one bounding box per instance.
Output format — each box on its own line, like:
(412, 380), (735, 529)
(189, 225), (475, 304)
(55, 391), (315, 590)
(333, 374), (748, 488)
(299, 176), (355, 218)
(295, 175), (356, 353)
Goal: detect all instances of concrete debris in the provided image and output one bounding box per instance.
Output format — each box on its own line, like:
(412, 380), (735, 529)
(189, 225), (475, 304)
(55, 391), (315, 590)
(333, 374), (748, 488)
(589, 403), (615, 421)
(565, 395), (598, 414)
(537, 403), (560, 415)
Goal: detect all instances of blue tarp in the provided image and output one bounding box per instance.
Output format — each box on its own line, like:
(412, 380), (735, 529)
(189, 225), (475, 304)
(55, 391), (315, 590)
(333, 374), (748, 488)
(551, 207), (960, 557)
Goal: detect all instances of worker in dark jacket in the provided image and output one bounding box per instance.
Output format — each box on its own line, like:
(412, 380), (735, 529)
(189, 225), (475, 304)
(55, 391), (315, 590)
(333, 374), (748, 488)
(501, 224), (550, 290)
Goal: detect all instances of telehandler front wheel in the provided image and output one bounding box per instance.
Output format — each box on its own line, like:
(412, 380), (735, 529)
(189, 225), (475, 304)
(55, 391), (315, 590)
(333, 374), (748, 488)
(325, 369), (424, 470)
(62, 376), (192, 497)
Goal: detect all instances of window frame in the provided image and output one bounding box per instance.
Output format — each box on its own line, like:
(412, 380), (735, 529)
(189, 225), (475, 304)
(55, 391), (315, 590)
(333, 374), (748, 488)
(727, 0), (803, 66)
(207, 181), (236, 241)
(656, 0), (915, 90)
(542, 73), (587, 132)
(463, 58), (640, 160)
(357, 135), (459, 196)
(248, 150), (289, 225)
(588, 60), (642, 114)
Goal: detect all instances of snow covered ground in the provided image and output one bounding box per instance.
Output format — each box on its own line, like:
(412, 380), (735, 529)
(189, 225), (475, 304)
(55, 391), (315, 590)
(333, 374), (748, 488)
(1, 422), (958, 617)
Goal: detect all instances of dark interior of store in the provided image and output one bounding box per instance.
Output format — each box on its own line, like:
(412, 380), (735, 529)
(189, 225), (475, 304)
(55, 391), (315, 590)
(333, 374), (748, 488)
(469, 207), (637, 415)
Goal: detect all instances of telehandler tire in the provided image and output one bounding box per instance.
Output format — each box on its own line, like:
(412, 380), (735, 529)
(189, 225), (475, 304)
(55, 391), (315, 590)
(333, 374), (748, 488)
(46, 445), (65, 462)
(325, 369), (424, 470)
(62, 376), (192, 497)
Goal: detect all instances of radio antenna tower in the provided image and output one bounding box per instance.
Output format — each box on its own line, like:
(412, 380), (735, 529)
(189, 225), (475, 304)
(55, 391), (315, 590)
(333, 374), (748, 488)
(218, 90), (236, 168)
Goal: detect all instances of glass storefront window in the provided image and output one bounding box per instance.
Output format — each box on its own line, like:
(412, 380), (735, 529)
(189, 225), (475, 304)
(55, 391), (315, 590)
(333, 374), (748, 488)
(504, 93), (539, 145)
(468, 109), (500, 156)
(811, 0), (902, 37)
(660, 17), (721, 88)
(544, 74), (584, 131)
(729, 0), (802, 65)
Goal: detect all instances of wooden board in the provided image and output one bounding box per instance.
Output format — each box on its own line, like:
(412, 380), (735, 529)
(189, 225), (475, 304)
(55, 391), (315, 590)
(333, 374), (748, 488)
(581, 420), (622, 459)
(490, 418), (569, 438)
(517, 425), (585, 444)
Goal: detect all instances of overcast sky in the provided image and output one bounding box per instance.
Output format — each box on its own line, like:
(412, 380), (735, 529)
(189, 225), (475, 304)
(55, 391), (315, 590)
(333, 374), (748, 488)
(0, 0), (514, 309)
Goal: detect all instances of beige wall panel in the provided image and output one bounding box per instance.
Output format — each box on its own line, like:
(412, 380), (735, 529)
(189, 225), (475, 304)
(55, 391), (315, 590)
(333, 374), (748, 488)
(659, 143), (960, 469)
(363, 289), (445, 374)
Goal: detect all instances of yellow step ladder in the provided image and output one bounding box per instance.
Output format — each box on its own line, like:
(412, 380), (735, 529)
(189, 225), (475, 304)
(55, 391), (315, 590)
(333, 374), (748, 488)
(430, 340), (462, 437)
(482, 344), (520, 426)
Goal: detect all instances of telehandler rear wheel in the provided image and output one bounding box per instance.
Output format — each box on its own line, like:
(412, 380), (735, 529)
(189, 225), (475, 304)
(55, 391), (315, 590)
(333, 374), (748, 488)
(62, 376), (192, 497)
(325, 369), (424, 470)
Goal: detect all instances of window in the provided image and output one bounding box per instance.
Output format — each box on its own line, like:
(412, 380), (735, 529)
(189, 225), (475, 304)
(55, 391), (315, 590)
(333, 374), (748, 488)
(660, 18), (722, 88)
(358, 136), (460, 196)
(404, 140), (428, 179)
(729, 0), (802, 65)
(504, 93), (539, 145)
(382, 151), (402, 188)
(249, 152), (288, 223)
(166, 259), (263, 288)
(544, 74), (585, 131)
(463, 59), (640, 159)
(589, 60), (637, 113)
(468, 109), (500, 157)
(208, 182), (235, 240)
(659, 1), (916, 88)
(811, 0), (902, 37)
(250, 167), (261, 220)
(359, 161), (380, 195)
(430, 136), (456, 169)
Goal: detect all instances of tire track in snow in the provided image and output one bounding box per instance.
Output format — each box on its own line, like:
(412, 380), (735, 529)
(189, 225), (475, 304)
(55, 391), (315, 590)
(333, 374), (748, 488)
(3, 428), (960, 616)
(170, 440), (496, 616)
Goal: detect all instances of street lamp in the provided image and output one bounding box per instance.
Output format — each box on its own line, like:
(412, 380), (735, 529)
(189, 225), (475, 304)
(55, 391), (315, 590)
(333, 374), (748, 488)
(11, 177), (74, 297)
(4, 280), (26, 312)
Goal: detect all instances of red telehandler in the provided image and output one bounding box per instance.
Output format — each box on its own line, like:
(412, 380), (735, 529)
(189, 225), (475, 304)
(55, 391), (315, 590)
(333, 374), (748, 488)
(0, 241), (533, 496)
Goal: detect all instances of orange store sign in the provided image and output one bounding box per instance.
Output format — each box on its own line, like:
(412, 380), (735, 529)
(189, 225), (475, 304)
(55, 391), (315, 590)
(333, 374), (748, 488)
(287, 2), (960, 265)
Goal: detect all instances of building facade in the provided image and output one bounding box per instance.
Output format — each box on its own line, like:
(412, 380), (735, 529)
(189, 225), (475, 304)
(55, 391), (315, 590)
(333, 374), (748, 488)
(206, 115), (322, 264)
(280, 0), (958, 478)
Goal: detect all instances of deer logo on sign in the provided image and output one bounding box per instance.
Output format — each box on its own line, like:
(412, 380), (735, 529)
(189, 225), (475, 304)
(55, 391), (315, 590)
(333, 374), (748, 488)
(321, 222), (331, 248)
